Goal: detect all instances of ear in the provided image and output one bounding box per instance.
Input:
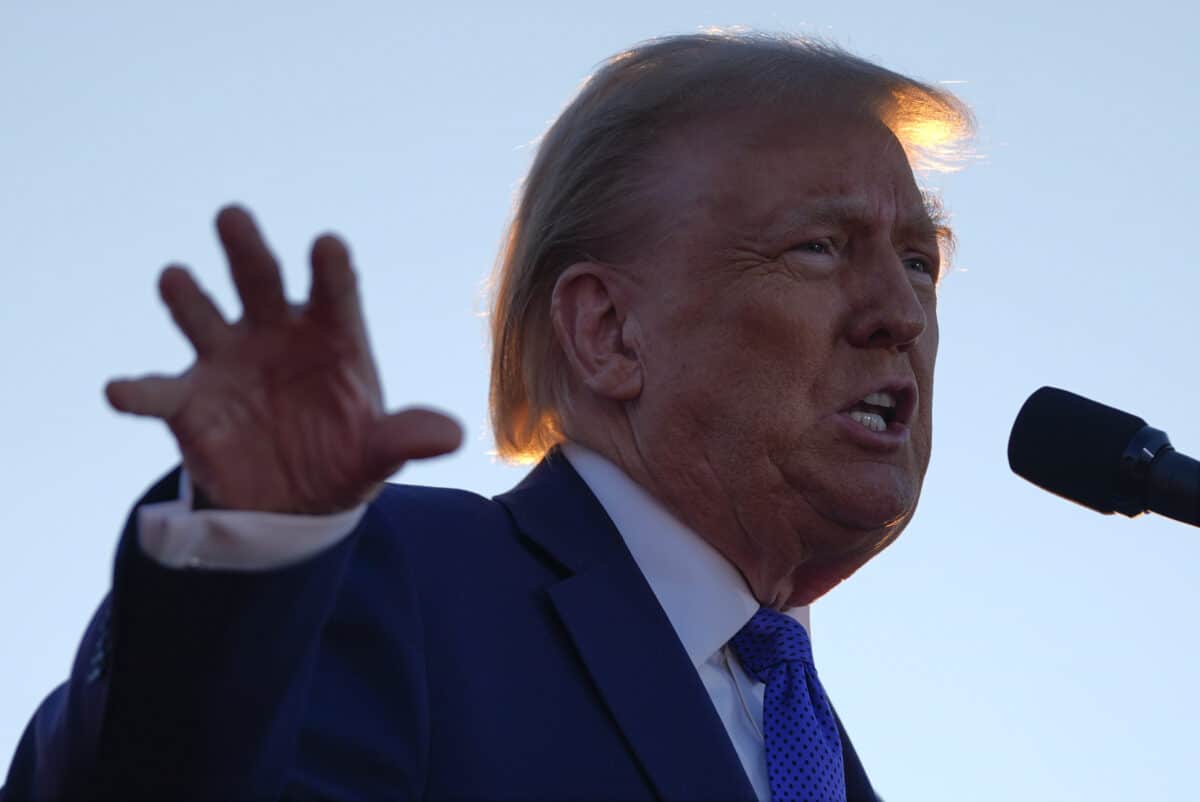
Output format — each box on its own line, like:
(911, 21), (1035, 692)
(550, 262), (642, 402)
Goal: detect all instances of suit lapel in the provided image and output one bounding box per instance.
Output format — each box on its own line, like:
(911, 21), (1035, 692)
(496, 452), (756, 801)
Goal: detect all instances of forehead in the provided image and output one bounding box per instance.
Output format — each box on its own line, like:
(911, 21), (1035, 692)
(652, 111), (929, 240)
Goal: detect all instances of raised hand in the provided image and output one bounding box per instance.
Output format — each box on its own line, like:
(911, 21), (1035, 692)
(105, 205), (463, 515)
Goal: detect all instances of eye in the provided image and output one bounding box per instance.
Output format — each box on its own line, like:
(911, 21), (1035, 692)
(903, 256), (936, 278)
(791, 239), (835, 256)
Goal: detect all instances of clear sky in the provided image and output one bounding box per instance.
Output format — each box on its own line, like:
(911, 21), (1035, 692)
(3, 1), (1198, 799)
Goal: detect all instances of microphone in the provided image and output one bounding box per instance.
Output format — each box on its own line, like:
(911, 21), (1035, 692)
(1008, 387), (1200, 527)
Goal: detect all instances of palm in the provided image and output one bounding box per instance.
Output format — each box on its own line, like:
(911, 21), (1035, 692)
(106, 206), (461, 514)
(168, 317), (381, 514)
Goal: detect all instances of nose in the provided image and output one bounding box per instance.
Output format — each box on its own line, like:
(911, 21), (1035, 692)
(845, 250), (928, 352)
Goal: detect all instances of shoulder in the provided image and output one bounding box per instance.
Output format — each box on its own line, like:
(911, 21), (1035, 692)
(351, 482), (528, 574)
(330, 479), (564, 645)
(367, 482), (510, 534)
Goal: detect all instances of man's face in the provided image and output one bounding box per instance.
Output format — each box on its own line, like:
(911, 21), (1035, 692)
(627, 111), (942, 605)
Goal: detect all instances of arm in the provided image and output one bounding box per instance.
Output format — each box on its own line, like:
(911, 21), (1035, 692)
(100, 470), (360, 799)
(5, 468), (361, 800)
(139, 469), (365, 571)
(3, 206), (460, 799)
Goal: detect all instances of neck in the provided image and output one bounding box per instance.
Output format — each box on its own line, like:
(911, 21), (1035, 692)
(567, 425), (817, 608)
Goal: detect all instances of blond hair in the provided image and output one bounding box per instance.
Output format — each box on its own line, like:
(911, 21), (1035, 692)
(489, 31), (974, 463)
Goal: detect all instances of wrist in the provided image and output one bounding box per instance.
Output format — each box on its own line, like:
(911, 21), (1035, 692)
(191, 482), (225, 511)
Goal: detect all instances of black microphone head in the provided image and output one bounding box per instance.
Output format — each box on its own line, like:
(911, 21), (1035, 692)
(1008, 386), (1147, 514)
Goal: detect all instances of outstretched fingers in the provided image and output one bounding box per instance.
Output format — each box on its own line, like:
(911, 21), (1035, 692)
(366, 407), (464, 480)
(105, 373), (190, 420)
(308, 234), (364, 329)
(216, 205), (289, 327)
(159, 266), (232, 357)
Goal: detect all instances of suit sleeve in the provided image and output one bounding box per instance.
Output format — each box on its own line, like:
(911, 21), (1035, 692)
(139, 468), (366, 571)
(2, 467), (362, 800)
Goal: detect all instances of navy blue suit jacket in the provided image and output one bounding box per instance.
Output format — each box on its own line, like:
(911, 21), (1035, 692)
(4, 450), (877, 800)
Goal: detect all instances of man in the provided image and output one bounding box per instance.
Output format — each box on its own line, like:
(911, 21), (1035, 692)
(3, 31), (971, 801)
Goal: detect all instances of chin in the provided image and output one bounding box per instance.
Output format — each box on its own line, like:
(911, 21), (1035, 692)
(832, 495), (914, 532)
(777, 506), (907, 607)
(752, 482), (920, 607)
(811, 470), (919, 534)
(780, 446), (924, 527)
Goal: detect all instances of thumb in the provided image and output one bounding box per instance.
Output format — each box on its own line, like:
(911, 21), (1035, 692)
(366, 406), (464, 479)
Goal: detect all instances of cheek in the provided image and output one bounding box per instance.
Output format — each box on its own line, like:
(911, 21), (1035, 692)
(709, 299), (831, 413)
(643, 280), (841, 439)
(722, 285), (833, 360)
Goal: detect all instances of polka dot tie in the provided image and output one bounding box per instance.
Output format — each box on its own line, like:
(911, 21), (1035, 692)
(729, 607), (846, 802)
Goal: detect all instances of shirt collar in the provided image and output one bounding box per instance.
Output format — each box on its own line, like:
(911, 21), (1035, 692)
(562, 442), (810, 669)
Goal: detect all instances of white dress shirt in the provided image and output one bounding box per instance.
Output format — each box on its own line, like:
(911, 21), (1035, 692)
(137, 444), (814, 800)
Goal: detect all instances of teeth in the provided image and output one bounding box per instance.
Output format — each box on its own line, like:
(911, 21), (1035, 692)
(862, 391), (896, 408)
(848, 410), (888, 432)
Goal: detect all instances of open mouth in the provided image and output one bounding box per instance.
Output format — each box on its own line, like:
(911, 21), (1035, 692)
(842, 384), (916, 434)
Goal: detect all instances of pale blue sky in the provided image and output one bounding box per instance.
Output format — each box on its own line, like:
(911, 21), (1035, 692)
(3, 2), (1199, 799)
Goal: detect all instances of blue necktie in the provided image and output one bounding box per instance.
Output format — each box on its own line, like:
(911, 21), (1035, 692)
(730, 607), (847, 802)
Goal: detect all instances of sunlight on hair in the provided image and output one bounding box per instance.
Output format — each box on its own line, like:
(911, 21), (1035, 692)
(887, 88), (976, 173)
(501, 411), (564, 465)
(503, 447), (547, 466)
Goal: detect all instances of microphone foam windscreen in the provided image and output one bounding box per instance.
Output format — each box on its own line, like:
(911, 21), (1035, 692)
(1007, 386), (1147, 514)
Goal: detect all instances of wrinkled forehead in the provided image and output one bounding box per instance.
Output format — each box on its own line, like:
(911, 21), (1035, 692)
(653, 109), (929, 235)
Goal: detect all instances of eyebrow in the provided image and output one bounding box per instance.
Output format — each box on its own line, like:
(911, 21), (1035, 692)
(777, 196), (947, 246)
